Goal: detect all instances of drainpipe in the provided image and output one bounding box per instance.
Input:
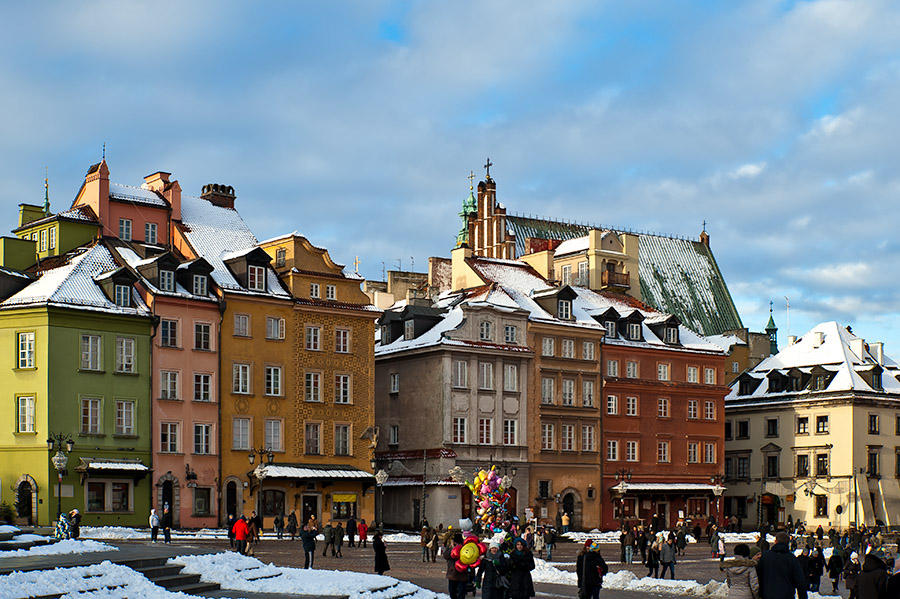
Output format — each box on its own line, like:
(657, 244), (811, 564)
(148, 300), (160, 514)
(216, 296), (226, 525)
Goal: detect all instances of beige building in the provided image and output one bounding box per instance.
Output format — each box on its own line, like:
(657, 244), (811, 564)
(724, 321), (900, 530)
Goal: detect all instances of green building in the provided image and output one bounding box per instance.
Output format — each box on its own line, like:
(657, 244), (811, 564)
(0, 243), (153, 526)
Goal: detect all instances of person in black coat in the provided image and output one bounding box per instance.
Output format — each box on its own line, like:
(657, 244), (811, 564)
(576, 542), (608, 599)
(807, 547), (825, 592)
(347, 517), (357, 547)
(827, 549), (844, 594)
(507, 538), (535, 599)
(299, 524), (316, 569)
(68, 509), (81, 540)
(646, 540), (661, 579)
(161, 506), (173, 544)
(226, 513), (237, 549)
(757, 532), (807, 599)
(476, 542), (509, 599)
(856, 552), (888, 599)
(373, 531), (390, 575)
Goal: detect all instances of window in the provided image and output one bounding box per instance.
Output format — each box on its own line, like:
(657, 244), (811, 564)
(578, 261), (588, 285)
(305, 372), (321, 401)
(582, 380), (595, 407)
(452, 418), (467, 444)
(389, 373), (399, 393)
(658, 398), (670, 418)
(687, 442), (699, 463)
(604, 321), (616, 338)
(868, 414), (879, 435)
(160, 371), (179, 400)
(606, 440), (619, 461)
(732, 361), (740, 373)
(541, 377), (554, 404)
(194, 373), (211, 402)
(538, 480), (552, 499)
(325, 285), (336, 300)
(626, 361), (638, 378)
(797, 454), (810, 477)
(867, 450), (879, 476)
(17, 396), (35, 433)
(606, 359), (619, 377)
(653, 441), (669, 463)
(737, 456), (749, 478)
(275, 248), (286, 267)
(114, 284), (130, 307)
(194, 423), (211, 454)
(261, 489), (285, 518)
(562, 379), (575, 405)
(145, 222), (157, 244)
(542, 337), (555, 356)
(193, 488), (211, 516)
(737, 420), (750, 439)
(896, 415), (900, 435)
(503, 364), (518, 392)
(265, 419), (282, 451)
(305, 423), (321, 454)
(606, 395), (618, 415)
(159, 270), (175, 292)
(265, 365), (282, 396)
(266, 317), (285, 340)
(704, 368), (716, 385)
(389, 424), (399, 445)
(310, 283), (320, 298)
(705, 401), (716, 420)
(541, 423), (555, 450)
(232, 418), (250, 450)
(160, 422), (178, 453)
(557, 299), (571, 320)
(766, 454), (779, 478)
(504, 325), (518, 344)
(560, 339), (575, 358)
(160, 319), (178, 347)
(628, 322), (641, 340)
(504, 419), (518, 445)
(816, 454), (829, 476)
(334, 374), (351, 404)
(232, 363), (250, 394)
(114, 400), (133, 436)
(665, 327), (678, 344)
(626, 396), (638, 416)
(814, 495), (828, 518)
(453, 360), (468, 387)
(687, 400), (698, 419)
(724, 420), (732, 440)
(657, 363), (670, 381)
(816, 415), (829, 434)
(194, 323), (211, 350)
(234, 314), (250, 337)
(335, 329), (350, 353)
(305, 326), (321, 350)
(118, 218), (132, 241)
(334, 424), (350, 455)
(561, 264), (571, 285)
(248, 265), (265, 291)
(404, 320), (415, 340)
(192, 274), (207, 296)
(704, 442), (716, 464)
(626, 440), (639, 462)
(583, 341), (595, 361)
(765, 418), (779, 437)
(49, 227), (56, 250)
(479, 321), (493, 341)
(86, 482), (105, 512)
(478, 418), (493, 445)
(797, 417), (809, 435)
(687, 366), (699, 383)
(17, 332), (35, 369)
(479, 362), (493, 390)
(561, 425), (575, 451)
(582, 425), (595, 451)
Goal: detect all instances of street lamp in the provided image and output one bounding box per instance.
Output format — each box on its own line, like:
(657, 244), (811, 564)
(374, 469), (388, 529)
(247, 447), (274, 516)
(710, 474), (725, 526)
(46, 433), (74, 519)
(614, 468), (633, 527)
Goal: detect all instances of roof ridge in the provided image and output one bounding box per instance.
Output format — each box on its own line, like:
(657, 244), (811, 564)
(506, 212), (698, 242)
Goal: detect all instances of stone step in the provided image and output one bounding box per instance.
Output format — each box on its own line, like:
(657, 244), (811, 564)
(174, 581), (222, 594)
(152, 572), (202, 589)
(132, 564), (184, 579)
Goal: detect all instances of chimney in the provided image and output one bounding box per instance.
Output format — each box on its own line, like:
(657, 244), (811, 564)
(144, 171), (182, 221)
(871, 342), (884, 365)
(850, 338), (866, 360)
(787, 335), (797, 345)
(76, 160), (110, 231)
(813, 331), (825, 347)
(200, 183), (236, 209)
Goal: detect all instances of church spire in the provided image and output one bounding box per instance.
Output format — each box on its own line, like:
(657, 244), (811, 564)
(456, 171), (477, 246)
(765, 300), (778, 354)
(42, 168), (50, 215)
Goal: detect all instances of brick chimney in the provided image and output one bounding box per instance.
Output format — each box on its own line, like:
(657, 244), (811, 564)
(143, 171), (182, 220)
(200, 183), (235, 209)
(75, 160), (110, 231)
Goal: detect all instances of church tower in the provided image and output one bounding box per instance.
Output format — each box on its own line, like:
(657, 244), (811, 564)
(456, 172), (477, 246)
(765, 302), (778, 354)
(466, 158), (515, 259)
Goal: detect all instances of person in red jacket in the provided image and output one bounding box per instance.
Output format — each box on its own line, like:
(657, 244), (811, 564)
(357, 519), (369, 548)
(232, 515), (250, 555)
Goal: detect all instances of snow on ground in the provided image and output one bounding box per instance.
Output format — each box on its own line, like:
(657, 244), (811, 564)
(563, 530), (698, 544)
(82, 526), (427, 544)
(0, 560), (195, 599)
(380, 533), (422, 543)
(8, 534), (45, 543)
(0, 539), (116, 558)
(719, 532), (776, 543)
(171, 551), (447, 599)
(0, 526), (20, 535)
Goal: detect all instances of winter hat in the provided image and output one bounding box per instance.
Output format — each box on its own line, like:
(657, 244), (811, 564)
(489, 541), (501, 550)
(850, 552), (859, 562)
(584, 540), (593, 549)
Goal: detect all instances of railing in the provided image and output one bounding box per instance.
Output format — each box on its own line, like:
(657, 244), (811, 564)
(601, 270), (630, 287)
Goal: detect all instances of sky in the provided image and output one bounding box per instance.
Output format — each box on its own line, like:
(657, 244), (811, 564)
(1, 0), (899, 352)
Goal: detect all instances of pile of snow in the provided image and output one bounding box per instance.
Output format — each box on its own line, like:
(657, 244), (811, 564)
(563, 530), (699, 544)
(0, 539), (116, 558)
(0, 560), (193, 599)
(719, 532), (775, 543)
(81, 526), (232, 540)
(380, 533), (422, 543)
(171, 551), (444, 599)
(0, 526), (20, 535)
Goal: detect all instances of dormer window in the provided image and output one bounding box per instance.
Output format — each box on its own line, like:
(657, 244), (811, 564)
(145, 222), (158, 245)
(275, 248), (286, 267)
(310, 283), (320, 298)
(604, 321), (616, 338)
(119, 218), (132, 241)
(159, 270), (175, 292)
(480, 321), (493, 341)
(872, 371), (883, 391)
(114, 284), (131, 307)
(381, 326), (390, 345)
(192, 274), (207, 296)
(326, 285), (336, 300)
(248, 265), (265, 291)
(628, 322), (641, 340)
(558, 299), (572, 320)
(665, 327), (678, 344)
(404, 320), (415, 340)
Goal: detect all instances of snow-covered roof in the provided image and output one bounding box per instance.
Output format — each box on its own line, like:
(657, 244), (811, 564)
(114, 247), (216, 302)
(0, 245), (150, 316)
(705, 333), (747, 352)
(108, 182), (169, 208)
(179, 195), (289, 298)
(77, 458), (150, 472)
(254, 465), (373, 480)
(554, 236), (590, 256)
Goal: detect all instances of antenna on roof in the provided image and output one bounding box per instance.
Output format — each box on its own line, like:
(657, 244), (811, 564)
(784, 296), (791, 339)
(381, 261), (386, 282)
(43, 167), (50, 215)
(410, 256), (415, 272)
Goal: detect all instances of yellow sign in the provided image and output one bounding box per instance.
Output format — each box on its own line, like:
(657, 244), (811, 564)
(785, 494), (795, 503)
(333, 493), (357, 503)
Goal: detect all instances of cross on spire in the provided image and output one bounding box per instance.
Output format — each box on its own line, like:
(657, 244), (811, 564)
(102, 142), (106, 161)
(483, 157), (493, 179)
(702, 219), (707, 233)
(769, 299), (774, 313)
(467, 170), (475, 190)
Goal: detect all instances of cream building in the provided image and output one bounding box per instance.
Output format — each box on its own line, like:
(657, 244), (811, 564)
(724, 321), (900, 530)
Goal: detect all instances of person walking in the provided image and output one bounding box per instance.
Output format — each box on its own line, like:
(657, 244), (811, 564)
(533, 526), (545, 558)
(445, 533), (468, 599)
(226, 513), (237, 549)
(576, 541), (608, 599)
(274, 512), (285, 540)
(660, 536), (677, 580)
(232, 515), (250, 555)
(476, 541), (509, 599)
(373, 531), (390, 575)
(299, 524), (316, 569)
(544, 528), (556, 562)
(357, 518), (369, 548)
(717, 534), (727, 564)
(646, 540), (660, 579)
(161, 505), (173, 544)
(808, 547), (825, 593)
(624, 526), (635, 564)
(68, 509), (81, 539)
(420, 526), (432, 562)
(322, 522), (336, 557)
(287, 512), (298, 541)
(307, 514), (318, 532)
(844, 552), (861, 599)
(248, 511), (260, 549)
(676, 528), (688, 556)
(561, 512), (570, 534)
(149, 508), (160, 543)
(757, 531), (808, 599)
(507, 537), (536, 599)
(856, 551), (888, 599)
(720, 543), (759, 599)
(347, 516), (357, 548)
(334, 522), (344, 557)
(827, 548), (844, 594)
(638, 526), (649, 565)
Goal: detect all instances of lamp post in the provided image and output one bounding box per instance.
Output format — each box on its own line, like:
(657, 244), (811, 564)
(46, 433), (74, 519)
(247, 447), (274, 516)
(710, 474), (725, 526)
(614, 468), (633, 527)
(374, 469), (388, 529)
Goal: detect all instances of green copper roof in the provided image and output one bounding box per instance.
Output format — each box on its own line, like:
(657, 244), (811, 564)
(456, 191), (478, 245)
(765, 311), (777, 332)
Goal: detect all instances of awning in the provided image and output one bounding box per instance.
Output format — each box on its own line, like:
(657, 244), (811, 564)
(75, 458), (150, 481)
(253, 464), (374, 480)
(381, 477), (460, 487)
(610, 482), (725, 495)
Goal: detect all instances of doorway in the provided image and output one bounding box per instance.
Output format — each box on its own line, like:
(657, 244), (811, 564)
(162, 481), (174, 512)
(760, 494), (778, 528)
(301, 495), (319, 526)
(16, 481), (33, 525)
(656, 502), (668, 530)
(412, 499), (421, 529)
(226, 482), (238, 518)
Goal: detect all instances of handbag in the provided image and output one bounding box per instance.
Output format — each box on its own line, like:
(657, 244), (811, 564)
(496, 574), (510, 589)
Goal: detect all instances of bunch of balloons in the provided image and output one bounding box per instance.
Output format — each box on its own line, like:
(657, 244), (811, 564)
(450, 533), (487, 572)
(466, 465), (511, 531)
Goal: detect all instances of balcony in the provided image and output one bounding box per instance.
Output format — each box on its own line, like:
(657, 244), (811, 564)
(601, 270), (630, 290)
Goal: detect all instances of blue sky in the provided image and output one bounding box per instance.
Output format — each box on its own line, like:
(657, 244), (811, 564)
(1, 0), (899, 352)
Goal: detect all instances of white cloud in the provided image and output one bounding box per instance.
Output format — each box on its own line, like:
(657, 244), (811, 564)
(730, 162), (766, 179)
